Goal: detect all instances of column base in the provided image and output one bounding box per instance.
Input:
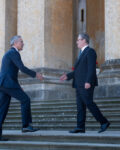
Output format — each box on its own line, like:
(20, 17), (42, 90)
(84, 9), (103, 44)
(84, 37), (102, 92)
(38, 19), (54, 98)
(18, 68), (75, 101)
(94, 59), (120, 98)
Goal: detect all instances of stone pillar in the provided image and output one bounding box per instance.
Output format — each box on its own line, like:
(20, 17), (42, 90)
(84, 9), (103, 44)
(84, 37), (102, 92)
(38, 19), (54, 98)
(0, 0), (5, 63)
(17, 0), (45, 68)
(18, 0), (73, 70)
(105, 0), (120, 60)
(0, 0), (17, 65)
(18, 0), (75, 100)
(5, 0), (17, 51)
(95, 0), (120, 99)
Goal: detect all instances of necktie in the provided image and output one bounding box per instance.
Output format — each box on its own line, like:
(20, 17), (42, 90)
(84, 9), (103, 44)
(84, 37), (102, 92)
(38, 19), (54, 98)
(78, 50), (82, 59)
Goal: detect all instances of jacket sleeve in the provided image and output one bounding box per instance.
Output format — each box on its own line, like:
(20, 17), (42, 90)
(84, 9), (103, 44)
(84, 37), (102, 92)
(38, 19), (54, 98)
(86, 49), (96, 84)
(66, 71), (74, 80)
(9, 51), (36, 78)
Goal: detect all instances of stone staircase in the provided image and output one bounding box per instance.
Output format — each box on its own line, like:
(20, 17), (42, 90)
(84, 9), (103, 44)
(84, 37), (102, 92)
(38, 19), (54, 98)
(0, 96), (120, 149)
(3, 97), (120, 131)
(0, 69), (120, 150)
(1, 131), (120, 150)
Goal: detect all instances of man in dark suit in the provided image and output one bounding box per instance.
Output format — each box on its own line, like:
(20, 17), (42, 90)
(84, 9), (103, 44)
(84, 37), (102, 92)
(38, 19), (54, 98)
(0, 35), (43, 141)
(60, 33), (110, 133)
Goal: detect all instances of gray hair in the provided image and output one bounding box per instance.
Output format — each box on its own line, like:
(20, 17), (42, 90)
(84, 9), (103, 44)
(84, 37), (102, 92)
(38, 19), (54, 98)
(10, 35), (22, 46)
(78, 33), (89, 44)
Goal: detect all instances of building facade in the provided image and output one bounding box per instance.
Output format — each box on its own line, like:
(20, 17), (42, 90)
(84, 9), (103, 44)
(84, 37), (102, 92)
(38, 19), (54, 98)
(0, 0), (120, 99)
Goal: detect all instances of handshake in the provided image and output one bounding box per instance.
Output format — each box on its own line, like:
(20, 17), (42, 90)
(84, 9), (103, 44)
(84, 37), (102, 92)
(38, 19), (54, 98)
(36, 73), (68, 81)
(36, 73), (44, 80)
(60, 73), (68, 81)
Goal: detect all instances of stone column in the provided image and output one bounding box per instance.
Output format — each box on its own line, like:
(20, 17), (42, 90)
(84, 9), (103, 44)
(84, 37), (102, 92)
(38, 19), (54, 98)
(5, 0), (17, 51)
(95, 0), (120, 99)
(0, 0), (17, 65)
(18, 0), (75, 100)
(0, 0), (5, 63)
(17, 0), (45, 68)
(18, 0), (73, 70)
(105, 0), (120, 60)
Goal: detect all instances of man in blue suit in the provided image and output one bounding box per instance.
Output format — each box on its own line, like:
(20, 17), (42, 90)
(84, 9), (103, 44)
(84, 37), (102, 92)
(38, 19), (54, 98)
(60, 33), (110, 133)
(0, 35), (43, 141)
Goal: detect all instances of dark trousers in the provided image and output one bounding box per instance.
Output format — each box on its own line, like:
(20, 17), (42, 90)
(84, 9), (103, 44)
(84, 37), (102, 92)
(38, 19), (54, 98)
(76, 86), (108, 129)
(0, 87), (32, 135)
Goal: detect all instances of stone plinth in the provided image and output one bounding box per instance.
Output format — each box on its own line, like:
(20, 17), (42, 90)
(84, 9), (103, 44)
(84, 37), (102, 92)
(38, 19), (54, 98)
(18, 68), (75, 100)
(94, 59), (120, 98)
(99, 59), (120, 85)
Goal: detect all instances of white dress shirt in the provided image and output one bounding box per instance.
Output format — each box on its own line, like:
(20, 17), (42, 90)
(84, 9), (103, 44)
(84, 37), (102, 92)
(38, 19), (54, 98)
(81, 45), (88, 52)
(12, 46), (19, 52)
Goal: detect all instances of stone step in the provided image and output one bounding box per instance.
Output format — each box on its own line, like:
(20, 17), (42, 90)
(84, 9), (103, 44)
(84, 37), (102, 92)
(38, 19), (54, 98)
(1, 141), (120, 150)
(9, 105), (120, 112)
(7, 108), (120, 115)
(3, 124), (119, 131)
(2, 130), (120, 144)
(8, 104), (120, 112)
(11, 96), (120, 102)
(1, 131), (120, 150)
(4, 115), (120, 122)
(3, 120), (119, 128)
(10, 98), (120, 106)
(2, 119), (117, 125)
(5, 113), (120, 121)
(4, 118), (119, 125)
(11, 99), (75, 105)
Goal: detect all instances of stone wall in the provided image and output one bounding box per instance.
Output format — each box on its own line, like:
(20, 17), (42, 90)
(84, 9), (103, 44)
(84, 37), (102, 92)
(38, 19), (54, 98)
(44, 0), (73, 69)
(0, 0), (106, 69)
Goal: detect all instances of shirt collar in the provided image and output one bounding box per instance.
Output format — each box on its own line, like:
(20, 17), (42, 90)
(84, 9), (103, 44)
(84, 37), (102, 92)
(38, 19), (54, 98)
(81, 45), (88, 52)
(12, 46), (19, 52)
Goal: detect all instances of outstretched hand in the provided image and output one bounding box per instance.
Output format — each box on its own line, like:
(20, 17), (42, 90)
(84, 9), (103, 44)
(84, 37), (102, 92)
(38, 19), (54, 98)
(36, 73), (43, 80)
(85, 83), (91, 89)
(60, 73), (67, 81)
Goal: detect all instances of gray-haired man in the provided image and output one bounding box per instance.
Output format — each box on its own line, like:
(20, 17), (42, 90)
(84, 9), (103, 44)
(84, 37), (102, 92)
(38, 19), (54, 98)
(60, 33), (110, 133)
(0, 35), (43, 141)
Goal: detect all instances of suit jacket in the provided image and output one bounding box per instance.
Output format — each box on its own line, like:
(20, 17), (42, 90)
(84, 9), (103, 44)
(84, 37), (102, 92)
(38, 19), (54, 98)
(0, 47), (36, 88)
(67, 46), (98, 88)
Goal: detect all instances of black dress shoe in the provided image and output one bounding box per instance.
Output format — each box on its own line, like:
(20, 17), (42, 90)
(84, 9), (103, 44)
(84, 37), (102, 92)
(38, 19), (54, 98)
(0, 136), (8, 141)
(98, 122), (110, 133)
(22, 126), (39, 133)
(69, 128), (85, 133)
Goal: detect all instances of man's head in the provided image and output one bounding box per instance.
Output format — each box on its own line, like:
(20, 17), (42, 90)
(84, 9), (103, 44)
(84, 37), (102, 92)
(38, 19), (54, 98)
(76, 33), (89, 49)
(10, 35), (24, 51)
